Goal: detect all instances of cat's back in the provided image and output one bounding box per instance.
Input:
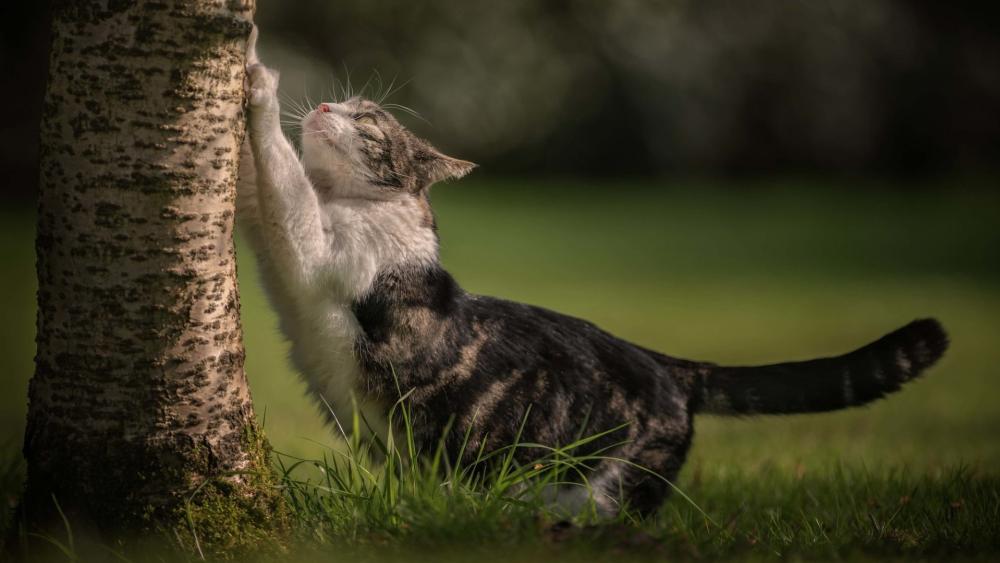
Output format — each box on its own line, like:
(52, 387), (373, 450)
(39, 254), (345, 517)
(460, 294), (671, 393)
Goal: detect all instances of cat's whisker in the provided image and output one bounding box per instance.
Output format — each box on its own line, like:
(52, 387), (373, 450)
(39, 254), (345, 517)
(303, 83), (317, 117)
(280, 119), (305, 129)
(342, 63), (354, 100)
(280, 103), (307, 116)
(382, 103), (429, 124)
(279, 92), (310, 116)
(333, 75), (347, 103)
(283, 95), (311, 116)
(375, 75), (397, 105)
(282, 106), (311, 121)
(357, 72), (377, 101)
(369, 69), (386, 102)
(377, 75), (412, 106)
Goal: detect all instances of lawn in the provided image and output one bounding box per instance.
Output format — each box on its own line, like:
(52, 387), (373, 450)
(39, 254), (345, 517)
(1, 179), (999, 560)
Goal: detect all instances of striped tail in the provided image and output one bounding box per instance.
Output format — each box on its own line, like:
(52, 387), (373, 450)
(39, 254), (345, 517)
(697, 319), (948, 416)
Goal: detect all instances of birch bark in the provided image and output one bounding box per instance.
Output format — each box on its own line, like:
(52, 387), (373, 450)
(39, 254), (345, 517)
(19, 0), (282, 551)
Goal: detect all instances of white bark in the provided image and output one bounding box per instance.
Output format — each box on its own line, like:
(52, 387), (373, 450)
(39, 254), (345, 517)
(21, 0), (279, 545)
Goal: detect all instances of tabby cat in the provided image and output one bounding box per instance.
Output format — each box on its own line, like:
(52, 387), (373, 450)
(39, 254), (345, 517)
(238, 31), (948, 515)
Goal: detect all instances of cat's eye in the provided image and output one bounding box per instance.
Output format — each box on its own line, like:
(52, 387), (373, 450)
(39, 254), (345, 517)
(354, 114), (377, 126)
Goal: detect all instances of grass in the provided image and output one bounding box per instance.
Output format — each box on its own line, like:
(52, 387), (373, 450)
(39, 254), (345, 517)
(277, 462), (999, 561)
(1, 178), (999, 560)
(261, 411), (1000, 562)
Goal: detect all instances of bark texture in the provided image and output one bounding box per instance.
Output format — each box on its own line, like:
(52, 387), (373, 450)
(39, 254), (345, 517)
(19, 0), (281, 553)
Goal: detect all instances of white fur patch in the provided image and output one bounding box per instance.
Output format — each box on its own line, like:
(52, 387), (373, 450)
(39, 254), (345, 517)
(540, 478), (619, 518)
(320, 197), (439, 301)
(895, 348), (912, 377)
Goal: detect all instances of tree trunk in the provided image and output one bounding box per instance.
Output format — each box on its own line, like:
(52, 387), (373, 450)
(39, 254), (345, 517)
(17, 0), (283, 554)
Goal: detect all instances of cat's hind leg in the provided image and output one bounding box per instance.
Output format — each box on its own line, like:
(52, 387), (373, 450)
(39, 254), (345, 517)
(552, 426), (691, 517)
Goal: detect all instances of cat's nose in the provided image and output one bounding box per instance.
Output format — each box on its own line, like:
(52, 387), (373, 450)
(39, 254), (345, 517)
(317, 103), (331, 113)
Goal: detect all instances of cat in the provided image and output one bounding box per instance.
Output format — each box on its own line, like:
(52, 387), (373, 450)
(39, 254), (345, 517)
(237, 31), (948, 516)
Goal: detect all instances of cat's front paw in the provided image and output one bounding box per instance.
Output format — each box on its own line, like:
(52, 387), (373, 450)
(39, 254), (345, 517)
(247, 63), (279, 108)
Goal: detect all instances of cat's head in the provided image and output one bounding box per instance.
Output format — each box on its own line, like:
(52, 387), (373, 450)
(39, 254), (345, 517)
(300, 97), (475, 200)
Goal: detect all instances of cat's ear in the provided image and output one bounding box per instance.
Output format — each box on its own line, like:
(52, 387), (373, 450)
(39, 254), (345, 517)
(429, 154), (477, 183)
(415, 146), (476, 188)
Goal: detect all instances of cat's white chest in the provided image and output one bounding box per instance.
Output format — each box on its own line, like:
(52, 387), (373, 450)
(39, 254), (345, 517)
(322, 198), (438, 299)
(278, 197), (438, 438)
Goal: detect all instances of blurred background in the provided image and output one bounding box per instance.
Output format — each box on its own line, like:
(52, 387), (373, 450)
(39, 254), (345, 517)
(5, 1), (1000, 190)
(1, 2), (998, 476)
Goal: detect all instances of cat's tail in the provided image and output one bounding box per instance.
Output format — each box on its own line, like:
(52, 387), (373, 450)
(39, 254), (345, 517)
(693, 318), (948, 416)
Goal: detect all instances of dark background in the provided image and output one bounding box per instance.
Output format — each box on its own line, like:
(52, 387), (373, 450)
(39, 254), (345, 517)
(3, 1), (1000, 203)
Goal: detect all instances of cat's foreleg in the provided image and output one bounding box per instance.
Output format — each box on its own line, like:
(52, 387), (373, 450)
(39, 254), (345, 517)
(245, 60), (329, 288)
(235, 136), (263, 241)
